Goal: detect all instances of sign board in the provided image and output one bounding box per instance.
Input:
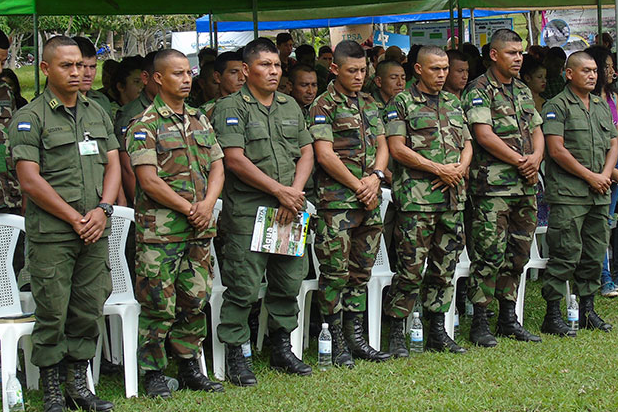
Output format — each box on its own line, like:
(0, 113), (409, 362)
(472, 18), (513, 47)
(373, 31), (411, 54)
(329, 24), (374, 48)
(543, 9), (616, 53)
(407, 22), (460, 47)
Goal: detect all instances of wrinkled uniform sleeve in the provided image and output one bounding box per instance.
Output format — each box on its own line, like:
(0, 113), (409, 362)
(199, 114), (225, 162)
(308, 99), (334, 142)
(540, 101), (566, 137)
(463, 86), (492, 126)
(103, 107), (120, 152)
(211, 103), (246, 149)
(385, 93), (408, 138)
(126, 115), (157, 167)
(8, 110), (41, 164)
(297, 107), (313, 147)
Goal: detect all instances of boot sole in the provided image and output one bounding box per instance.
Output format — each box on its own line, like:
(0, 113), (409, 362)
(225, 375), (257, 387)
(495, 331), (542, 342)
(426, 345), (467, 354)
(65, 396), (114, 412)
(271, 365), (313, 376)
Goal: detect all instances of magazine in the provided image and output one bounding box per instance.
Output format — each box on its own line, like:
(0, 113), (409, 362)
(250, 206), (310, 257)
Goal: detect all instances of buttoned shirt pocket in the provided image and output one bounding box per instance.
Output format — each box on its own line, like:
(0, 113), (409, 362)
(280, 118), (301, 159)
(447, 115), (466, 150)
(88, 125), (110, 165)
(156, 132), (188, 175)
(332, 117), (362, 156)
(245, 126), (271, 163)
(406, 114), (438, 151)
(193, 129), (213, 173)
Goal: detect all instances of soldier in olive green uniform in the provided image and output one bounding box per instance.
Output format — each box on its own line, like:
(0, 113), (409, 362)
(309, 40), (390, 367)
(540, 51), (618, 337)
(9, 36), (119, 412)
(383, 47), (471, 357)
(126, 49), (224, 397)
(462, 29), (544, 347)
(212, 38), (314, 387)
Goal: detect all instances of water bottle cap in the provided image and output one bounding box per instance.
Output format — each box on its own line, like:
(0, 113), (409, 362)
(570, 294), (576, 300)
(322, 323), (329, 329)
(413, 311), (419, 317)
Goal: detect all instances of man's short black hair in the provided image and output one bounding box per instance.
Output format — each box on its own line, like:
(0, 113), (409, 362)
(214, 51), (243, 75)
(243, 38), (278, 64)
(72, 36), (96, 58)
(490, 29), (522, 49)
(318, 45), (333, 57)
(375, 60), (403, 78)
(42, 36), (79, 62)
(333, 40), (366, 66)
(0, 30), (9, 50)
(153, 49), (187, 72)
(276, 32), (293, 46)
(289, 64), (316, 84)
(198, 47), (217, 63)
(367, 45), (384, 62)
(446, 49), (468, 64)
(295, 44), (316, 62)
(547, 46), (567, 61)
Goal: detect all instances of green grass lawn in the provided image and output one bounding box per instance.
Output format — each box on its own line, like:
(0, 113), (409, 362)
(21, 280), (618, 411)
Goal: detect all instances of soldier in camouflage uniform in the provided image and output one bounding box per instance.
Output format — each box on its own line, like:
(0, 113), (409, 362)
(212, 38), (314, 387)
(309, 40), (391, 367)
(462, 29), (544, 347)
(540, 51), (618, 336)
(126, 49), (225, 397)
(383, 46), (471, 357)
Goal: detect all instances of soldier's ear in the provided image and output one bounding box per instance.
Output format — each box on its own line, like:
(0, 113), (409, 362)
(330, 63), (339, 77)
(242, 62), (250, 78)
(40, 60), (49, 76)
(152, 71), (163, 87)
(374, 75), (382, 88)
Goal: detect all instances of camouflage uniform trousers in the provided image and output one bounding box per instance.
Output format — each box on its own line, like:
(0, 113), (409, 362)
(383, 210), (465, 317)
(542, 203), (608, 301)
(135, 239), (213, 371)
(314, 208), (382, 315)
(468, 195), (537, 306)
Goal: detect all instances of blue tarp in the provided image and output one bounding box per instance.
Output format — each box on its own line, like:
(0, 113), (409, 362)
(196, 9), (529, 33)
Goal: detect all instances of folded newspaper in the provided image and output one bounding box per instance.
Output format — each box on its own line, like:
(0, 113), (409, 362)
(251, 206), (310, 257)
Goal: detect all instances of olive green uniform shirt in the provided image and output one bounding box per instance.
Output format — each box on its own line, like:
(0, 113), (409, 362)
(541, 85), (617, 205)
(8, 88), (119, 242)
(114, 90), (152, 152)
(86, 89), (113, 121)
(212, 84), (313, 235)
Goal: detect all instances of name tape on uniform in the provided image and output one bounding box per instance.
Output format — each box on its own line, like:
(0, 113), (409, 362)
(134, 132), (147, 141)
(226, 117), (239, 125)
(472, 98), (483, 106)
(17, 122), (31, 131)
(314, 115), (326, 124)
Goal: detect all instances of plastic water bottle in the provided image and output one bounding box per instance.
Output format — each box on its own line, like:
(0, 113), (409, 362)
(567, 294), (579, 332)
(409, 312), (424, 353)
(242, 340), (253, 368)
(164, 376), (179, 392)
(6, 374), (24, 411)
(318, 323), (332, 370)
(454, 306), (460, 338)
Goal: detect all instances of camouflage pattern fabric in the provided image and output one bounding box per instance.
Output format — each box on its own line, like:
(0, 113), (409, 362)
(0, 82), (20, 211)
(383, 210), (464, 317)
(126, 94), (224, 243)
(199, 98), (216, 120)
(467, 195), (537, 306)
(308, 81), (385, 210)
(0, 81), (15, 128)
(462, 67), (542, 197)
(135, 240), (213, 371)
(386, 83), (471, 212)
(114, 90), (152, 153)
(314, 208), (382, 315)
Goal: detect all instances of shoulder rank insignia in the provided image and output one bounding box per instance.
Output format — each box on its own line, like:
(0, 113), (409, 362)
(242, 94), (251, 102)
(277, 95), (286, 103)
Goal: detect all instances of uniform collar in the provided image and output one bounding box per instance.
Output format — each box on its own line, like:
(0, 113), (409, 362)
(485, 67), (524, 92)
(371, 89), (386, 108)
(44, 87), (88, 111)
(139, 90), (153, 107)
(153, 93), (197, 118)
(326, 80), (368, 106)
(564, 84), (600, 106)
(239, 83), (288, 105)
(408, 82), (449, 104)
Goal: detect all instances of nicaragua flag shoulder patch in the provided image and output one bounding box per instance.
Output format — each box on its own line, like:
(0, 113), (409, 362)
(546, 112), (557, 119)
(226, 117), (239, 125)
(314, 115), (326, 124)
(17, 122), (31, 131)
(133, 131), (147, 141)
(387, 111), (398, 120)
(472, 98), (483, 106)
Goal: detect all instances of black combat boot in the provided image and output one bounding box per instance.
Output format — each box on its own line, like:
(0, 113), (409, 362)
(580, 294), (612, 332)
(177, 358), (224, 392)
(325, 313), (355, 368)
(541, 299), (576, 337)
(65, 361), (114, 411)
(425, 312), (467, 354)
(225, 344), (257, 387)
(41, 363), (65, 412)
(343, 312), (391, 362)
(387, 317), (409, 358)
(269, 328), (312, 376)
(495, 299), (541, 342)
(469, 305), (498, 347)
(144, 370), (172, 399)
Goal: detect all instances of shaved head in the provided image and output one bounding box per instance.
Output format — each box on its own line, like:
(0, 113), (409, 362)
(416, 46), (447, 65)
(566, 51), (594, 70)
(154, 49), (188, 72)
(489, 29), (522, 51)
(42, 36), (79, 62)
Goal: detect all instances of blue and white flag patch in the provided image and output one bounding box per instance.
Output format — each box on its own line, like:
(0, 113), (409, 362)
(387, 111), (398, 120)
(17, 122), (31, 131)
(226, 117), (239, 125)
(121, 127), (127, 134)
(314, 115), (326, 124)
(134, 132), (146, 141)
(472, 98), (483, 106)
(546, 112), (556, 119)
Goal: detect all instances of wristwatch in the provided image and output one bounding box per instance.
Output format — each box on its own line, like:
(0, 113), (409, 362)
(97, 203), (114, 218)
(372, 169), (386, 182)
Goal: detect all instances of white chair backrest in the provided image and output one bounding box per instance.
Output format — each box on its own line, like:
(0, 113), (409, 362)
(0, 214), (25, 317)
(211, 199), (224, 288)
(105, 206), (136, 305)
(458, 246), (470, 266)
(373, 190), (393, 275)
(530, 225), (548, 261)
(380, 188), (392, 222)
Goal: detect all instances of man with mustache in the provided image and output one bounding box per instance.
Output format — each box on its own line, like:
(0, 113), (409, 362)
(540, 51), (618, 336)
(462, 29), (544, 347)
(127, 49), (225, 398)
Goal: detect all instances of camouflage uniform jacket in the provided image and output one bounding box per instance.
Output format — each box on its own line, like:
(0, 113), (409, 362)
(212, 84), (312, 235)
(127, 94), (224, 243)
(541, 85), (617, 205)
(462, 67), (542, 197)
(308, 81), (385, 210)
(0, 82), (20, 211)
(9, 88), (119, 242)
(115, 90), (152, 152)
(386, 83), (471, 212)
(199, 98), (216, 121)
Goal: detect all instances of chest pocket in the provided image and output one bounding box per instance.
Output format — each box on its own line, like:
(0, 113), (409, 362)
(447, 115), (465, 150)
(245, 126), (271, 164)
(193, 129), (213, 173)
(88, 125), (110, 165)
(280, 118), (301, 159)
(332, 116), (362, 157)
(42, 131), (76, 172)
(156, 132), (188, 176)
(406, 114), (438, 150)
(491, 98), (518, 137)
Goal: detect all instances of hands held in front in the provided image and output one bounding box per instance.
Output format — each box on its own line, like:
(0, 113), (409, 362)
(73, 208), (107, 245)
(356, 174), (380, 211)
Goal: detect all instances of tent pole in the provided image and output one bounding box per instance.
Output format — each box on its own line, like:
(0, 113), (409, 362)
(214, 22), (218, 52)
(457, 0), (463, 50)
(209, 12), (213, 48)
(597, 0), (602, 42)
(34, 13), (40, 96)
(380, 23), (386, 48)
(470, 8), (476, 47)
(449, 0), (455, 49)
(252, 0), (258, 40)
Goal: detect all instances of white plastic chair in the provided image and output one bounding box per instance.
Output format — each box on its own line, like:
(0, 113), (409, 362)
(367, 189), (395, 351)
(515, 226), (549, 325)
(92, 206), (140, 398)
(445, 246), (471, 338)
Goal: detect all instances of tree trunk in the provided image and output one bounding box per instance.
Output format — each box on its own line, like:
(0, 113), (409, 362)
(7, 33), (23, 69)
(107, 30), (115, 59)
(65, 15), (73, 36)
